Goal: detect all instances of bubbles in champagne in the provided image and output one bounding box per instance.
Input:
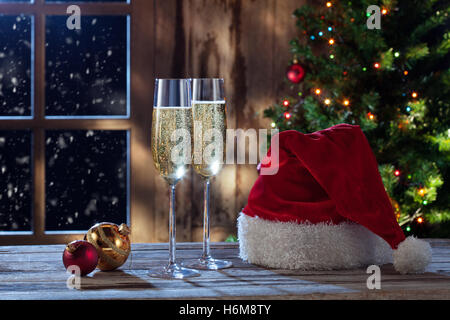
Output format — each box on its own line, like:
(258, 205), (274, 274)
(192, 101), (227, 178)
(151, 107), (192, 185)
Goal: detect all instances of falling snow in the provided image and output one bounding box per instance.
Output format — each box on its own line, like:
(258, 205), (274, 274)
(45, 16), (127, 116)
(0, 15), (32, 117)
(0, 131), (32, 231)
(45, 130), (127, 231)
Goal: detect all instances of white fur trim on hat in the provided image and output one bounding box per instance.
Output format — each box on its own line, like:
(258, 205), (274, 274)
(393, 236), (432, 274)
(238, 212), (393, 270)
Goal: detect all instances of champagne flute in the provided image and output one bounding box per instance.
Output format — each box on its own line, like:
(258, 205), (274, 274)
(187, 78), (232, 270)
(149, 79), (200, 279)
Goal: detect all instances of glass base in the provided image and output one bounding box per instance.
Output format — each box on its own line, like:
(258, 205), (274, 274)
(149, 263), (200, 279)
(184, 257), (233, 270)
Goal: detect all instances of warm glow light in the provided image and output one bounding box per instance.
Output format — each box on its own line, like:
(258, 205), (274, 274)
(271, 122), (276, 128)
(368, 112), (375, 120)
(284, 112), (291, 119)
(381, 8), (388, 15)
(404, 70), (408, 76)
(326, 2), (332, 8)
(412, 92), (418, 98)
(343, 99), (350, 106)
(210, 161), (220, 175)
(374, 62), (380, 69)
(324, 98), (331, 105)
(328, 38), (335, 45)
(315, 89), (321, 95)
(418, 188), (426, 196)
(394, 170), (400, 176)
(417, 217), (423, 224)
(176, 167), (185, 179)
(283, 100), (290, 107)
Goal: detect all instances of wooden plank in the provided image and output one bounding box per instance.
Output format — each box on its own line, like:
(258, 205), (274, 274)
(178, 0), (239, 242)
(0, 240), (449, 299)
(272, 0), (305, 98)
(234, 0), (274, 230)
(0, 2), (132, 15)
(129, 0), (156, 243)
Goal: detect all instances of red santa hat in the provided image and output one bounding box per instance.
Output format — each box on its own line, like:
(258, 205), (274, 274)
(238, 124), (431, 274)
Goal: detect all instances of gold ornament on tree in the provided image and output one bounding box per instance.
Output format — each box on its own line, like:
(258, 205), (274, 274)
(85, 222), (131, 271)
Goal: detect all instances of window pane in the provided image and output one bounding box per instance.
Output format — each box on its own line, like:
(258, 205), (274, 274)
(0, 131), (32, 232)
(45, 16), (128, 117)
(45, 130), (128, 231)
(0, 15), (32, 117)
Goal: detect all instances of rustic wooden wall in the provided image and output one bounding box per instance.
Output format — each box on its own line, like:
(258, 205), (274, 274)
(146, 0), (303, 243)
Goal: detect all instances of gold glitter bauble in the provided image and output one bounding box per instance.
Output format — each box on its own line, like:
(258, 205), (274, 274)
(85, 222), (131, 271)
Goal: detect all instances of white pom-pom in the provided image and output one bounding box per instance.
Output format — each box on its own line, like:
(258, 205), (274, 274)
(393, 236), (432, 274)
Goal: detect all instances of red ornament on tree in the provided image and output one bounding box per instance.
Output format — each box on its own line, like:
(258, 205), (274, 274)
(286, 63), (305, 83)
(63, 240), (99, 276)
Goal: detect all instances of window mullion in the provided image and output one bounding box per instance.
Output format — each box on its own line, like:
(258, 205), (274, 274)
(32, 11), (46, 239)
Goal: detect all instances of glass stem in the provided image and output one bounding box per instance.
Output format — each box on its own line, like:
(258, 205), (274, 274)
(202, 179), (211, 260)
(168, 184), (176, 266)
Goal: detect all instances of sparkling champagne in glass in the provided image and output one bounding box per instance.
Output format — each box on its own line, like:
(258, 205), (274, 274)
(149, 79), (200, 279)
(187, 78), (232, 270)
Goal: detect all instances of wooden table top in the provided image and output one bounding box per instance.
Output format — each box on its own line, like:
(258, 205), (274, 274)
(0, 240), (449, 300)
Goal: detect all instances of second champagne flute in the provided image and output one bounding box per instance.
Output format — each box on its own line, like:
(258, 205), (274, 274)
(187, 78), (233, 270)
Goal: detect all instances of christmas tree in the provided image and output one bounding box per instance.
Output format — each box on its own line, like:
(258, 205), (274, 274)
(264, 0), (450, 236)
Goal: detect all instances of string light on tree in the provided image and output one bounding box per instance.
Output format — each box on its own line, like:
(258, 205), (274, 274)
(367, 112), (375, 120)
(271, 122), (276, 128)
(284, 112), (291, 119)
(418, 188), (426, 196)
(394, 169), (401, 177)
(326, 2), (332, 8)
(315, 88), (321, 95)
(381, 8), (388, 15)
(412, 91), (418, 98)
(404, 70), (408, 76)
(283, 99), (290, 107)
(374, 62), (380, 69)
(394, 52), (400, 58)
(417, 217), (424, 224)
(406, 106), (411, 112)
(328, 38), (335, 45)
(343, 99), (350, 106)
(406, 226), (411, 232)
(324, 98), (331, 105)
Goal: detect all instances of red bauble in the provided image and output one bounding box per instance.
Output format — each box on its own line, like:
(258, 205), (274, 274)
(286, 63), (305, 83)
(63, 240), (98, 276)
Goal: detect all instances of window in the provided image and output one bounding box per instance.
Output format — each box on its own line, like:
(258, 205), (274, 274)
(0, 0), (154, 244)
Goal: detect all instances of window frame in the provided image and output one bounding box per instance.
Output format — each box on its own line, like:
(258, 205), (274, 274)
(0, 0), (155, 245)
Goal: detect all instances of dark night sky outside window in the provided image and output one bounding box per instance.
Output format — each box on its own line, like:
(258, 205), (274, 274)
(0, 5), (130, 234)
